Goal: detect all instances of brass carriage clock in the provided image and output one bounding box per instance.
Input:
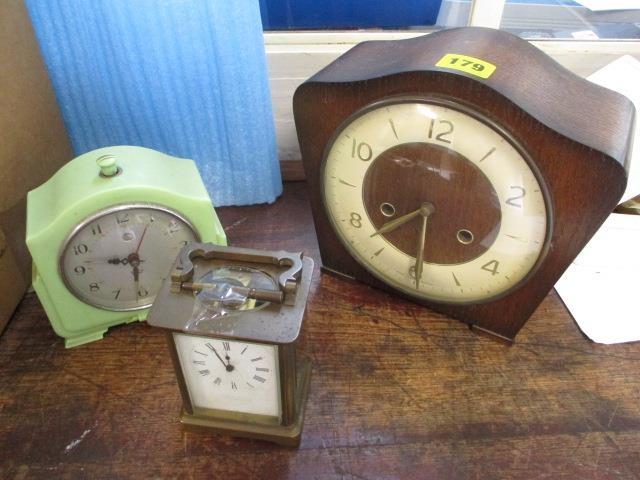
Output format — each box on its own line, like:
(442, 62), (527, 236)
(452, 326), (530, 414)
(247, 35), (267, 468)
(147, 243), (314, 446)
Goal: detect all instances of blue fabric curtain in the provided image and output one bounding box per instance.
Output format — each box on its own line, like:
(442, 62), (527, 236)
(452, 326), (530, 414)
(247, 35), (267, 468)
(27, 0), (282, 206)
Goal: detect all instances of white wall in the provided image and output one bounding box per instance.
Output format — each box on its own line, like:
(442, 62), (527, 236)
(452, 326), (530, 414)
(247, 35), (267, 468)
(265, 31), (640, 162)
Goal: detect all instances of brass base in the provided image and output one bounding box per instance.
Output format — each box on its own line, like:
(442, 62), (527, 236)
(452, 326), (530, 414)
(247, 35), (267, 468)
(180, 356), (311, 447)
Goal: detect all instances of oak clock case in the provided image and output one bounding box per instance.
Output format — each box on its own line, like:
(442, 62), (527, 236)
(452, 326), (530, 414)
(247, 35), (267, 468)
(293, 27), (634, 341)
(26, 146), (227, 348)
(147, 243), (313, 447)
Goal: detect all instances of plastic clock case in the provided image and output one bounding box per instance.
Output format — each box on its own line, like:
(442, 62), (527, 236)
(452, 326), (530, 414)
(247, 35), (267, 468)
(26, 146), (227, 348)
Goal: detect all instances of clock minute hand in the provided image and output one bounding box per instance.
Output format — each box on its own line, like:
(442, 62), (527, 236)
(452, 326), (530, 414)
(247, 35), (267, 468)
(414, 215), (428, 289)
(414, 203), (435, 289)
(370, 207), (422, 237)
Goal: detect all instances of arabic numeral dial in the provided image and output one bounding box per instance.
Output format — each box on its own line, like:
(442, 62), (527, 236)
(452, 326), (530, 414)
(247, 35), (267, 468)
(322, 100), (548, 304)
(60, 205), (198, 311)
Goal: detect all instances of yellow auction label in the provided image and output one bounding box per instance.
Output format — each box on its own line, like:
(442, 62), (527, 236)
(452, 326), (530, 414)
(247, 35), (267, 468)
(435, 53), (496, 79)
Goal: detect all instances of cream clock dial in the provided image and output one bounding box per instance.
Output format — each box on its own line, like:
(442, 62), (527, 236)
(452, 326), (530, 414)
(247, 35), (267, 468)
(60, 204), (198, 311)
(322, 99), (548, 303)
(173, 334), (281, 418)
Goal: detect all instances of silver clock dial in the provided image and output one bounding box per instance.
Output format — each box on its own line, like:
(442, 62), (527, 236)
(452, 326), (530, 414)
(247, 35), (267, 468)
(174, 334), (281, 418)
(60, 204), (198, 311)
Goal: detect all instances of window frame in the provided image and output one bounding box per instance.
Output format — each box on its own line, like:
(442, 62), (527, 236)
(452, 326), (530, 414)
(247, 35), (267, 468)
(264, 0), (640, 168)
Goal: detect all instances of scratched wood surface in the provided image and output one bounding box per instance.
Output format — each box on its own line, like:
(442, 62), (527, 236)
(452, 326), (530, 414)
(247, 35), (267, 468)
(1, 182), (640, 479)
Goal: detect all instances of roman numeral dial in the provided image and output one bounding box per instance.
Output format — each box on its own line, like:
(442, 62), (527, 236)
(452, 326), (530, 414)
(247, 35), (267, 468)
(173, 334), (281, 418)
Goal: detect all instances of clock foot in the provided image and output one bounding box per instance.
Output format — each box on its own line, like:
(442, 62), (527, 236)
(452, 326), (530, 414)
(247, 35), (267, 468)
(64, 329), (108, 349)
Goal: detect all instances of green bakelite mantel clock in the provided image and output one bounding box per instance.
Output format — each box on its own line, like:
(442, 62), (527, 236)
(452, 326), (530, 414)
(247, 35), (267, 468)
(26, 146), (226, 348)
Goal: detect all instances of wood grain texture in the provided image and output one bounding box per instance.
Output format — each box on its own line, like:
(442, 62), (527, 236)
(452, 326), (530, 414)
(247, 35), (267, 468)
(363, 142), (501, 264)
(1, 183), (640, 479)
(280, 160), (306, 182)
(294, 27), (635, 340)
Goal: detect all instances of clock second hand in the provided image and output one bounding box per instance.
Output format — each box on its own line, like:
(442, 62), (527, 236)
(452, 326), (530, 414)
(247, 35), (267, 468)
(134, 225), (148, 255)
(414, 203), (435, 289)
(129, 225), (148, 300)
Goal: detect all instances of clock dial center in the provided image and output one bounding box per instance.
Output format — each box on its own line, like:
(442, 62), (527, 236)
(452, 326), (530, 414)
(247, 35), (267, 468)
(363, 142), (501, 264)
(127, 252), (142, 267)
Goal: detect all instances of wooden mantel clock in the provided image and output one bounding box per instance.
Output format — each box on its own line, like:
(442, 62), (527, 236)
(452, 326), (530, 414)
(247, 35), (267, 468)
(293, 27), (635, 341)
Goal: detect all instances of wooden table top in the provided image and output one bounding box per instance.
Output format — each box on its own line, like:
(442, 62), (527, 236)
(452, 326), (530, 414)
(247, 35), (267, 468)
(2, 182), (639, 479)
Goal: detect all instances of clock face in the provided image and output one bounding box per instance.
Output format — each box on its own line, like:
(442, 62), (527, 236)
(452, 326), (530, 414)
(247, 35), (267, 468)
(322, 99), (549, 304)
(60, 204), (198, 311)
(173, 333), (281, 418)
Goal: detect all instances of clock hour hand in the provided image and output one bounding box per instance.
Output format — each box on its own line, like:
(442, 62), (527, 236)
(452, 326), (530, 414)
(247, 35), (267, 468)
(105, 257), (131, 265)
(414, 203), (435, 289)
(133, 264), (141, 301)
(370, 207), (422, 237)
(128, 253), (141, 277)
(88, 257), (145, 266)
(206, 344), (234, 372)
(128, 253), (142, 300)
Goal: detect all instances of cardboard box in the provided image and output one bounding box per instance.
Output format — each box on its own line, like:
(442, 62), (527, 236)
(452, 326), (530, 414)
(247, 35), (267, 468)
(0, 0), (73, 333)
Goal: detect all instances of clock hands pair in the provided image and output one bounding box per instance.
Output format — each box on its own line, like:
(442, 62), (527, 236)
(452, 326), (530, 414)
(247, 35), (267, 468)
(370, 202), (435, 288)
(208, 344), (235, 372)
(89, 226), (149, 299)
(104, 257), (143, 266)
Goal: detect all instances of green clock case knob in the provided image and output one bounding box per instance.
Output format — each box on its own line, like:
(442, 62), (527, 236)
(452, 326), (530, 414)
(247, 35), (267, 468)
(96, 155), (119, 177)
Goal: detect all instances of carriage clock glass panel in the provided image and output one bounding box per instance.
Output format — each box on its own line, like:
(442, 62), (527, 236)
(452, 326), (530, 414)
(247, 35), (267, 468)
(60, 205), (198, 310)
(173, 334), (281, 418)
(322, 100), (548, 303)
